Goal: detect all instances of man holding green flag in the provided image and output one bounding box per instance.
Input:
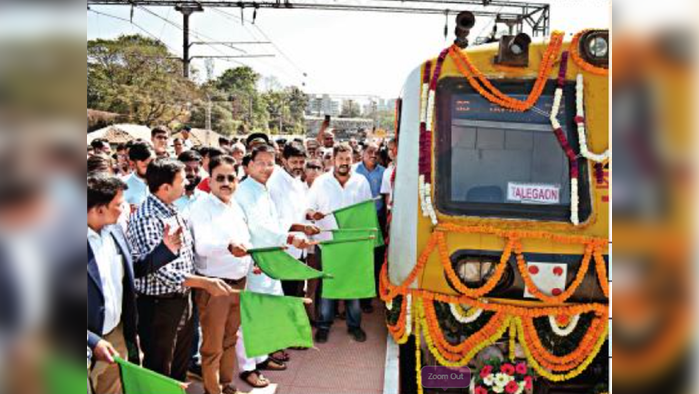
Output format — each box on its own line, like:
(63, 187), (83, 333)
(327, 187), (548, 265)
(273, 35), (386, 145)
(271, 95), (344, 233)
(187, 155), (253, 394)
(308, 143), (374, 344)
(235, 143), (317, 388)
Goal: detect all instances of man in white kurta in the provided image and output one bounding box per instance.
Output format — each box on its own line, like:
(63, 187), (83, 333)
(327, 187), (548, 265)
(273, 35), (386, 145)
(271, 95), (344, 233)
(307, 143), (373, 344)
(268, 141), (320, 298)
(234, 144), (311, 385)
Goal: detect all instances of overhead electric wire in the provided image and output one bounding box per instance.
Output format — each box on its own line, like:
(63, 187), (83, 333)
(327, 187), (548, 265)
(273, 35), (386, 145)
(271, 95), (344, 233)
(88, 8), (182, 56)
(211, 7), (306, 86)
(135, 5), (251, 67)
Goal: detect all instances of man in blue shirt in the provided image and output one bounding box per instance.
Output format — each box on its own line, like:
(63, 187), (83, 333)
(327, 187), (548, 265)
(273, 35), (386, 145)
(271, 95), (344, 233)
(353, 142), (386, 314)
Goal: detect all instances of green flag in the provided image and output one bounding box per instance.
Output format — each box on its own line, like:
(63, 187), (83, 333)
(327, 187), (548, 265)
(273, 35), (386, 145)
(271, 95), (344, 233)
(241, 291), (313, 358)
(250, 247), (329, 281)
(116, 357), (186, 394)
(320, 236), (377, 300)
(44, 356), (86, 394)
(333, 199), (384, 247)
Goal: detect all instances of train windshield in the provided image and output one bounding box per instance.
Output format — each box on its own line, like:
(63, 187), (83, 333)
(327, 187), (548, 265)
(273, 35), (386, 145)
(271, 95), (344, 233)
(435, 78), (592, 222)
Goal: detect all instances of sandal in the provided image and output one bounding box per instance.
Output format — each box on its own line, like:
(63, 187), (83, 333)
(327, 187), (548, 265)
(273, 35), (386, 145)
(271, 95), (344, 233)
(240, 370), (270, 388)
(257, 358), (287, 371)
(271, 350), (291, 362)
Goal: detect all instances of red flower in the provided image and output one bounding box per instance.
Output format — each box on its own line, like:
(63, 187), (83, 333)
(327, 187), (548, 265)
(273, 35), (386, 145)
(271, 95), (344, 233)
(475, 386), (488, 394)
(515, 362), (528, 375)
(505, 381), (519, 394)
(525, 376), (533, 390)
(480, 365), (493, 378)
(501, 363), (516, 376)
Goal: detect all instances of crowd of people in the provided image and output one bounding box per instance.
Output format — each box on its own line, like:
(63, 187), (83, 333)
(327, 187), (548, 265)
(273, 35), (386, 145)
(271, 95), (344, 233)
(87, 124), (398, 394)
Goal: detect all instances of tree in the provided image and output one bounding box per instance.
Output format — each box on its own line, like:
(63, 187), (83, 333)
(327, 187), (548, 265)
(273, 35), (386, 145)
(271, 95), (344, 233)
(186, 83), (243, 135)
(362, 108), (396, 133)
(214, 66), (270, 132)
(340, 100), (361, 118)
(88, 34), (199, 126)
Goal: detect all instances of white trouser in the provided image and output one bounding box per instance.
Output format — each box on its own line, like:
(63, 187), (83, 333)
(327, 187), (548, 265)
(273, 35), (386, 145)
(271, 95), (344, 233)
(235, 328), (268, 372)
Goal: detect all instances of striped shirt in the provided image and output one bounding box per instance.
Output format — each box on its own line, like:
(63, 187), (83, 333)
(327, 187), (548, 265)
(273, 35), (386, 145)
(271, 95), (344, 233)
(128, 194), (195, 296)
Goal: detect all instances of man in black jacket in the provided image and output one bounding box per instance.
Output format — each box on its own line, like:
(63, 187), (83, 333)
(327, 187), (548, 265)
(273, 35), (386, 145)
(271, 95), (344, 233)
(88, 174), (182, 393)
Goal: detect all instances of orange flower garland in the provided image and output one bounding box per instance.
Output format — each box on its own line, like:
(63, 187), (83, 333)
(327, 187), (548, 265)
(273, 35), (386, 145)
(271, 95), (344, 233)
(414, 301), (424, 394)
(379, 233), (438, 302)
(438, 232), (515, 298)
(387, 295), (409, 340)
(378, 224), (609, 382)
(520, 314), (607, 370)
(509, 320), (517, 362)
(447, 31), (565, 112)
(423, 299), (505, 357)
(418, 297), (513, 368)
(515, 241), (595, 305)
(570, 29), (609, 76)
(414, 288), (608, 318)
(594, 248), (610, 298)
(436, 223), (607, 247)
(518, 317), (609, 382)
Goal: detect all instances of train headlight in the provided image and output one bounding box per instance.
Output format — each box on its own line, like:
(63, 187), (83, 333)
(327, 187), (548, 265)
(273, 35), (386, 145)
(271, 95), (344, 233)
(588, 36), (609, 58)
(495, 33), (531, 67)
(580, 30), (609, 68)
(453, 11), (476, 49)
(454, 257), (495, 285)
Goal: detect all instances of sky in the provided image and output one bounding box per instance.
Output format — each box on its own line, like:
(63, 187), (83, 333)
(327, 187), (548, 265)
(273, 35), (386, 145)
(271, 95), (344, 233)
(86, 0), (610, 101)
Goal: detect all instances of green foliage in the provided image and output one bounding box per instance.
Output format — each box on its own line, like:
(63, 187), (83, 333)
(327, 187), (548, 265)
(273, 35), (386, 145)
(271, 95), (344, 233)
(88, 34), (200, 126)
(87, 35), (308, 135)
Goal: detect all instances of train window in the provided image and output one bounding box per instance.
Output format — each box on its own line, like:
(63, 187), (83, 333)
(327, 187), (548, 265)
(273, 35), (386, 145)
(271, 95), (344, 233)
(435, 78), (592, 222)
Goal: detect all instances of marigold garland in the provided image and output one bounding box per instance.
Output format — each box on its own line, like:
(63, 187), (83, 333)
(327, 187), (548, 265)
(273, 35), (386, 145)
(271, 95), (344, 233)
(518, 316), (609, 382)
(548, 314), (581, 337)
(388, 294), (412, 342)
(509, 320), (517, 362)
(570, 29), (609, 76)
(379, 225), (608, 307)
(380, 226), (608, 382)
(439, 231), (515, 298)
(379, 233), (438, 302)
(449, 302), (485, 324)
(418, 297), (513, 368)
(424, 299), (505, 357)
(415, 299), (424, 394)
(593, 248), (609, 298)
(447, 31), (565, 112)
(412, 288), (608, 318)
(515, 241), (595, 305)
(521, 315), (606, 369)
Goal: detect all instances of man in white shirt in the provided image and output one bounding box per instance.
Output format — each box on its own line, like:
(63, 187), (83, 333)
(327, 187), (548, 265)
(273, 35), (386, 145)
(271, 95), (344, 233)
(123, 140), (154, 209)
(308, 143), (373, 344)
(188, 155), (252, 394)
(267, 141), (319, 298)
(234, 144), (315, 385)
(88, 175), (152, 394)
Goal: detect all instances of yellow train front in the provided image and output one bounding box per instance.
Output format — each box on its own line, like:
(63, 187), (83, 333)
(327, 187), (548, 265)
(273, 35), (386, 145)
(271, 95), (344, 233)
(383, 16), (609, 394)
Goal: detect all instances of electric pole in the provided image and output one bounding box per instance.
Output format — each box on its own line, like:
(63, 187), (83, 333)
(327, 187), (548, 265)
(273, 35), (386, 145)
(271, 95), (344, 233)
(176, 3), (203, 79)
